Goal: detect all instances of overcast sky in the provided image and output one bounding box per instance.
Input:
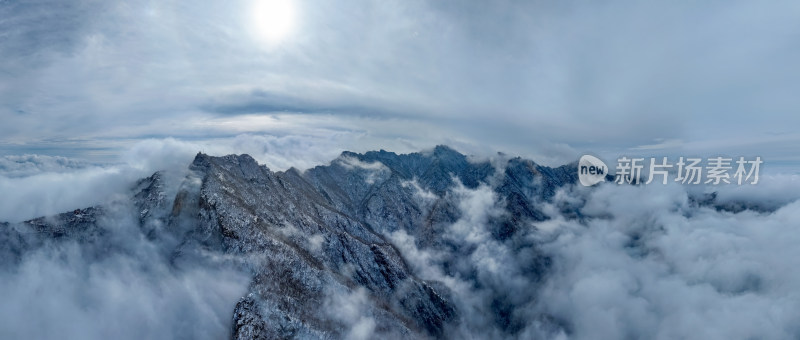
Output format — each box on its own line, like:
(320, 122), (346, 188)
(2, 0), (799, 170)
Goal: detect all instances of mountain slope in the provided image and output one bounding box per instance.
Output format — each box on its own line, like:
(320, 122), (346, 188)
(0, 145), (581, 339)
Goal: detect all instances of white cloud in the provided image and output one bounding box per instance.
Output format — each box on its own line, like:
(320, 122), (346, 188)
(0, 200), (250, 340)
(713, 173), (800, 209)
(389, 179), (549, 338)
(324, 288), (377, 340)
(387, 162), (800, 339)
(0, 166), (132, 222)
(534, 182), (800, 339)
(0, 154), (91, 177)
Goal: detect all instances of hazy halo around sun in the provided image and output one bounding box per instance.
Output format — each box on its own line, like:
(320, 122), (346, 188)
(250, 0), (296, 45)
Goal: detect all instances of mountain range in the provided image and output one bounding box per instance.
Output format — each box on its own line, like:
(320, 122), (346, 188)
(1, 145), (765, 339)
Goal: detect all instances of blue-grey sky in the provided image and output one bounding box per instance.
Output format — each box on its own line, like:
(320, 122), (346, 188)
(2, 0), (800, 169)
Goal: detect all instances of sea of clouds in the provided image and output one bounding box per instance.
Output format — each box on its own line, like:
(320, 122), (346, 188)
(388, 169), (800, 339)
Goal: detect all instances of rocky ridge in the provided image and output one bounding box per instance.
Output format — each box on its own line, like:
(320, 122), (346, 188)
(1, 145), (580, 339)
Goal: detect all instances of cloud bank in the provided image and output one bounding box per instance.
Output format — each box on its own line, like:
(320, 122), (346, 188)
(386, 172), (800, 339)
(0, 193), (250, 340)
(531, 180), (800, 339)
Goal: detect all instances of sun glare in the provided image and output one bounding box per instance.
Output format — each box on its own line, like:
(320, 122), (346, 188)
(250, 0), (296, 45)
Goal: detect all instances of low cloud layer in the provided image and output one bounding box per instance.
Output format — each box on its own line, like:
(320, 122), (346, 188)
(0, 195), (250, 340)
(385, 171), (800, 339)
(529, 181), (800, 339)
(0, 154), (92, 177)
(0, 166), (135, 223)
(0, 244), (248, 339)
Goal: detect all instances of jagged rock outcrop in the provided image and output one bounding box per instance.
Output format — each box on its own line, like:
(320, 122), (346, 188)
(171, 153), (457, 339)
(304, 146), (576, 244)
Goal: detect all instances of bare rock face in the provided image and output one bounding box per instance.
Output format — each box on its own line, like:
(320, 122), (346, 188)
(174, 153), (456, 339)
(167, 147), (580, 338)
(301, 146), (576, 336)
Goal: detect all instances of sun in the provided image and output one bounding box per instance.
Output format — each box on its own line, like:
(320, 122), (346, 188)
(250, 0), (296, 45)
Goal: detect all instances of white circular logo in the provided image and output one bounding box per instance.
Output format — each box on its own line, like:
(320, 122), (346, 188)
(578, 155), (608, 186)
